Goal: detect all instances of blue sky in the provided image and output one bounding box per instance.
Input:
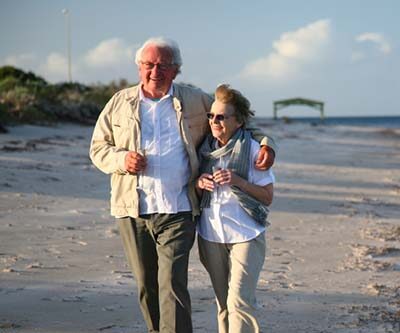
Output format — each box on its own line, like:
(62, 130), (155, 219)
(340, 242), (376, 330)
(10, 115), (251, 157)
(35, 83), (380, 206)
(1, 0), (399, 117)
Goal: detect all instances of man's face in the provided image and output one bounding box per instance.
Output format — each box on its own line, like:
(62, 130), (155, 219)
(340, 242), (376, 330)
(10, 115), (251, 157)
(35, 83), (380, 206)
(138, 45), (178, 99)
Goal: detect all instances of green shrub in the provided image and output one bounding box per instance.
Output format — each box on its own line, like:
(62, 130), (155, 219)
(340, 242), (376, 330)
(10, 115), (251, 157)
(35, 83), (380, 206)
(0, 76), (21, 92)
(0, 65), (136, 125)
(0, 66), (47, 86)
(0, 103), (13, 123)
(18, 105), (56, 124)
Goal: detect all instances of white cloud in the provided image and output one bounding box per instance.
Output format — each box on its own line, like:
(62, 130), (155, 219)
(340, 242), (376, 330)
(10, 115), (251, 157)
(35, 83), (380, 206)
(351, 33), (392, 63)
(84, 38), (135, 68)
(1, 38), (138, 83)
(44, 53), (68, 74)
(240, 19), (331, 81)
(38, 52), (73, 82)
(354, 32), (392, 58)
(2, 53), (36, 68)
(0, 52), (69, 82)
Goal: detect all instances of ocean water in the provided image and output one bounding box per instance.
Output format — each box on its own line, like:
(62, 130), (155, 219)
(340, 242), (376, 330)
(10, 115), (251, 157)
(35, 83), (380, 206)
(257, 116), (400, 129)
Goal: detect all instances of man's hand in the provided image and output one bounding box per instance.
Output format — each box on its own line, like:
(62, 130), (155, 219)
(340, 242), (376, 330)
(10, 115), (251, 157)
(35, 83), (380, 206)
(125, 151), (147, 174)
(197, 173), (214, 192)
(255, 146), (275, 170)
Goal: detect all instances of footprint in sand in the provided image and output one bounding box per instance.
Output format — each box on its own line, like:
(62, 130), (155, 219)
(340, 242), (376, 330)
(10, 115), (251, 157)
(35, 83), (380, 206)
(361, 224), (400, 242)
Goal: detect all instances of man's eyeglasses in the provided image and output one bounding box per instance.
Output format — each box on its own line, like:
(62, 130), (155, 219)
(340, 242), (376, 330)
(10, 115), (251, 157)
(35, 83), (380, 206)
(140, 62), (175, 71)
(206, 113), (232, 121)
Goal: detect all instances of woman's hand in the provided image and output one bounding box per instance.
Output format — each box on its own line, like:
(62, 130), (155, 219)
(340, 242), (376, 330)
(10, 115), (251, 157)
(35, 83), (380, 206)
(212, 168), (274, 206)
(213, 169), (242, 187)
(215, 168), (273, 206)
(197, 173), (215, 192)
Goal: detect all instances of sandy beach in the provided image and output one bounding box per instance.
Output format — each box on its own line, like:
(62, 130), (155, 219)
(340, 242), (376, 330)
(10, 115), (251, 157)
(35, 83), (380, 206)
(0, 121), (399, 333)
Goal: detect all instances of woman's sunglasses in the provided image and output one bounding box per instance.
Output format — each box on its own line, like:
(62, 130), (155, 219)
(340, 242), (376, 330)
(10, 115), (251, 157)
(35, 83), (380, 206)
(206, 113), (231, 121)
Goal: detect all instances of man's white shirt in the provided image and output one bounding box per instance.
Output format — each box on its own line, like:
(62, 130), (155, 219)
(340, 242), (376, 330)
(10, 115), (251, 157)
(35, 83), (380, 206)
(137, 84), (191, 215)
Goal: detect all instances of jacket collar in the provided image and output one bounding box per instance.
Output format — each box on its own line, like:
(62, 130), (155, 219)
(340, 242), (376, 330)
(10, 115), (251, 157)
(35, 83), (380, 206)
(124, 83), (183, 112)
(172, 83), (183, 112)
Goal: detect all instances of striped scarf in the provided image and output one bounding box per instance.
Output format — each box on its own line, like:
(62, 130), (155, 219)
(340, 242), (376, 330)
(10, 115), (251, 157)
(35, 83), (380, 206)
(198, 128), (270, 226)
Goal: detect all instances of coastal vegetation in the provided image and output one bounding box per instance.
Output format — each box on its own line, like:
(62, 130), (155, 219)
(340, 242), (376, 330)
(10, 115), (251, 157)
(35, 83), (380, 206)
(0, 66), (132, 129)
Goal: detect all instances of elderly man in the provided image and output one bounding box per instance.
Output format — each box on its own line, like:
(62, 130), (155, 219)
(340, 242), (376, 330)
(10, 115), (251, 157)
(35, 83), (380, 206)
(89, 37), (277, 333)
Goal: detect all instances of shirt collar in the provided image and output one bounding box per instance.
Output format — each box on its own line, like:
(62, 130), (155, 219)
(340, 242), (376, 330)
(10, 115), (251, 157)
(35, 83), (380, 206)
(139, 83), (174, 103)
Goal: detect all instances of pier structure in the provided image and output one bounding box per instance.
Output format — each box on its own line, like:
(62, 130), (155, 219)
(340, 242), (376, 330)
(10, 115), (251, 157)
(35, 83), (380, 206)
(273, 97), (324, 120)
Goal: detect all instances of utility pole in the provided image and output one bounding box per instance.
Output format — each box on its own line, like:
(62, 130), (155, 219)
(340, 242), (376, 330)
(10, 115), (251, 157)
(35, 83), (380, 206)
(62, 8), (72, 82)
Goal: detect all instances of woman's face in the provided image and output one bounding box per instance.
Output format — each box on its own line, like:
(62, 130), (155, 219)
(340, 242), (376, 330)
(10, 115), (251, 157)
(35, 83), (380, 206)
(208, 100), (242, 145)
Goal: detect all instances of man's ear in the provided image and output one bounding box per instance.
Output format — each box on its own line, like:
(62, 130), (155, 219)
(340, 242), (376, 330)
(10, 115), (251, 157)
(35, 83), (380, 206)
(172, 67), (179, 80)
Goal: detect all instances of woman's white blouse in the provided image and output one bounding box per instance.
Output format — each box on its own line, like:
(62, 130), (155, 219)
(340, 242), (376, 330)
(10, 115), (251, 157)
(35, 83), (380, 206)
(198, 139), (275, 243)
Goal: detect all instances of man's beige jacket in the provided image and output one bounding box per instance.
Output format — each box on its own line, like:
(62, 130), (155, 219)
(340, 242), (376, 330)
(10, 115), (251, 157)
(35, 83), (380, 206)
(90, 83), (213, 218)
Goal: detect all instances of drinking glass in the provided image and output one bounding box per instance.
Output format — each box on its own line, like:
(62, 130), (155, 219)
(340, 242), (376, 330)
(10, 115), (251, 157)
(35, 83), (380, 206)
(137, 149), (147, 191)
(212, 157), (228, 203)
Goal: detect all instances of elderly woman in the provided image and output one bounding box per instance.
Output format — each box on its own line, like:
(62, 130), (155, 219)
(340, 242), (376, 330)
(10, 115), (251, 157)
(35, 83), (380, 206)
(196, 84), (275, 333)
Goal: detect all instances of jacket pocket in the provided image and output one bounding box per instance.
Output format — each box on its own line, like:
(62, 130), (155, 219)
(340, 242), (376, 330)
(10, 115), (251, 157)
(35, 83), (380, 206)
(184, 113), (207, 147)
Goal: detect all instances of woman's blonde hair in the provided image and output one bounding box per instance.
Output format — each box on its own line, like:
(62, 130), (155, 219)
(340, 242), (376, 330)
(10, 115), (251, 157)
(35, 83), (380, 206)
(215, 84), (254, 127)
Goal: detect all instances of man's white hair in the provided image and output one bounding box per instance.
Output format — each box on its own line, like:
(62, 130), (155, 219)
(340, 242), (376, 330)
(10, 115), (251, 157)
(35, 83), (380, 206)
(135, 37), (183, 72)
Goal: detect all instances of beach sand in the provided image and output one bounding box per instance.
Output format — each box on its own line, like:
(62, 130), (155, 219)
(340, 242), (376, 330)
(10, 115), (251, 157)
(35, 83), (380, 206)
(0, 122), (399, 333)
